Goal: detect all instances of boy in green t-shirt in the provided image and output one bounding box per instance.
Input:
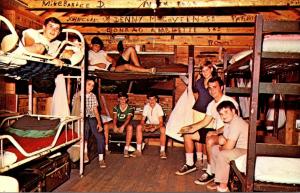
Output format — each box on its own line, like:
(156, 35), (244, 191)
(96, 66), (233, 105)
(104, 92), (135, 157)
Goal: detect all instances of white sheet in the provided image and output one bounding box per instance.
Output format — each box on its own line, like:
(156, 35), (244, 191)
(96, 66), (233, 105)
(234, 154), (300, 184)
(263, 39), (300, 53)
(51, 74), (70, 118)
(229, 50), (253, 64)
(0, 175), (19, 192)
(166, 88), (195, 142)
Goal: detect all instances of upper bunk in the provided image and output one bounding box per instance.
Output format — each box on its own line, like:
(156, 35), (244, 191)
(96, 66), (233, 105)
(87, 43), (190, 81)
(0, 15), (85, 81)
(224, 16), (300, 96)
(88, 63), (189, 81)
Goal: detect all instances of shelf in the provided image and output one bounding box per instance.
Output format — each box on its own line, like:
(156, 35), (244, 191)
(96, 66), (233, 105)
(107, 51), (175, 55)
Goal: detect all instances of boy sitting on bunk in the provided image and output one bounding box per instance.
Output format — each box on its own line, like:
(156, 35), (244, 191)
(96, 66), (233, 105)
(72, 78), (107, 168)
(130, 92), (167, 159)
(203, 101), (249, 192)
(104, 92), (136, 158)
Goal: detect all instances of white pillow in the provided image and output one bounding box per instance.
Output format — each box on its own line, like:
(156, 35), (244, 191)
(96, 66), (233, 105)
(0, 151), (17, 168)
(229, 50), (253, 64)
(0, 175), (19, 192)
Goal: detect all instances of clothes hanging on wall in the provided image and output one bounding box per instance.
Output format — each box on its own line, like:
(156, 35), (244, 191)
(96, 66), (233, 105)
(51, 74), (70, 118)
(166, 87), (195, 142)
(266, 94), (286, 131)
(237, 78), (251, 118)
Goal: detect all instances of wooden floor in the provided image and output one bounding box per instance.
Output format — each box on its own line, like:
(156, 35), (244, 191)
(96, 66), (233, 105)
(54, 145), (213, 192)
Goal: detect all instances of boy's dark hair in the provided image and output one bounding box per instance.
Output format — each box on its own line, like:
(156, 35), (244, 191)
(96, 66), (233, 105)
(86, 78), (95, 83)
(118, 91), (128, 98)
(117, 41), (124, 53)
(217, 101), (237, 113)
(208, 76), (224, 87)
(146, 91), (157, 99)
(91, 37), (104, 49)
(44, 17), (62, 30)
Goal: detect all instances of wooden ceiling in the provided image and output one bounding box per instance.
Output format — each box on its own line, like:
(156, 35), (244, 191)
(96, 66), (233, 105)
(1, 0), (300, 64)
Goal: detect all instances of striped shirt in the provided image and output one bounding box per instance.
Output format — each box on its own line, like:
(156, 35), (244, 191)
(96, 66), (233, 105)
(72, 92), (99, 118)
(86, 92), (98, 117)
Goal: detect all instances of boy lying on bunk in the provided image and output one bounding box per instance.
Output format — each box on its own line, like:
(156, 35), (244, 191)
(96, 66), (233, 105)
(87, 36), (156, 73)
(203, 101), (249, 192)
(130, 92), (167, 159)
(14, 17), (82, 66)
(88, 37), (116, 71)
(17, 17), (64, 66)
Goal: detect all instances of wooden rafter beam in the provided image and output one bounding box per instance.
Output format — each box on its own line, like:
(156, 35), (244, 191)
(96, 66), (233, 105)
(59, 14), (257, 24)
(69, 26), (254, 35)
(83, 35), (253, 47)
(27, 0), (300, 9)
(1, 0), (43, 29)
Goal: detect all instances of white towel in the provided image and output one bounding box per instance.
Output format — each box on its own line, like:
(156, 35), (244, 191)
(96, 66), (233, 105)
(51, 74), (70, 117)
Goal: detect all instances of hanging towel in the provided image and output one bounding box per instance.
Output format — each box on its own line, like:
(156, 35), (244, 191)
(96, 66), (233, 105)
(237, 78), (251, 118)
(266, 94), (286, 130)
(52, 74), (70, 117)
(166, 88), (195, 142)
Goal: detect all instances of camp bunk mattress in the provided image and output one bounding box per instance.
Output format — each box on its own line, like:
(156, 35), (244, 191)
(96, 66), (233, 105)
(0, 115), (80, 173)
(234, 154), (300, 185)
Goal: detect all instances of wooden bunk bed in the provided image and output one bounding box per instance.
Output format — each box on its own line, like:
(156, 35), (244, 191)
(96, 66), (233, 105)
(0, 15), (86, 181)
(225, 14), (300, 192)
(89, 56), (193, 149)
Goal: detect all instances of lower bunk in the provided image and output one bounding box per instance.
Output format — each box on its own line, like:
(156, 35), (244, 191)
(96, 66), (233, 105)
(229, 143), (300, 192)
(0, 114), (82, 191)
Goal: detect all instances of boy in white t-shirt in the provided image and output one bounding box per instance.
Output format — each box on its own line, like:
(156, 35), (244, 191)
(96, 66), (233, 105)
(88, 37), (116, 71)
(131, 92), (167, 159)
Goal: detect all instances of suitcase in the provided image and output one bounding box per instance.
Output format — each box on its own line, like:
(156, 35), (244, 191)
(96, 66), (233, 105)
(26, 152), (71, 192)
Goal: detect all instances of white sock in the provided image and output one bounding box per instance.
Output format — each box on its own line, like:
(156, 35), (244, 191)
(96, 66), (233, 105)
(137, 144), (142, 152)
(203, 154), (207, 160)
(84, 142), (88, 153)
(206, 164), (212, 175)
(124, 146), (129, 151)
(99, 154), (104, 161)
(196, 152), (203, 160)
(105, 144), (109, 150)
(186, 153), (194, 166)
(160, 146), (165, 152)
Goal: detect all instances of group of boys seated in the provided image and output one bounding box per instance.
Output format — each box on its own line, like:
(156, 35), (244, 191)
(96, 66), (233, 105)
(103, 91), (167, 159)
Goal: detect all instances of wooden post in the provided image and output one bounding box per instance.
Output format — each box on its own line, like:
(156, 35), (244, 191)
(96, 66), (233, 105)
(245, 14), (263, 192)
(67, 75), (71, 105)
(285, 109), (296, 145)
